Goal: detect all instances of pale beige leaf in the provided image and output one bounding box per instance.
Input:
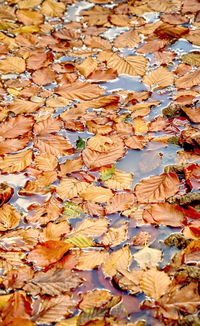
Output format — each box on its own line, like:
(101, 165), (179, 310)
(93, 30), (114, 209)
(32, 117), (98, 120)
(0, 204), (21, 231)
(140, 268), (171, 300)
(102, 245), (131, 277)
(143, 67), (174, 89)
(100, 223), (128, 247)
(0, 57), (25, 74)
(76, 250), (109, 270)
(71, 217), (108, 237)
(0, 149), (33, 173)
(133, 247), (162, 269)
(148, 0), (181, 12)
(80, 186), (113, 203)
(56, 178), (90, 200)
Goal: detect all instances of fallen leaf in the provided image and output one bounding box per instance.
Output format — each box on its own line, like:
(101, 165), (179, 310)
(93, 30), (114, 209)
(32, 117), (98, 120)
(140, 268), (171, 300)
(32, 67), (56, 86)
(79, 289), (112, 311)
(80, 186), (113, 203)
(100, 223), (128, 247)
(114, 30), (140, 48)
(27, 240), (71, 268)
(56, 177), (90, 200)
(117, 269), (143, 294)
(41, 0), (65, 17)
(8, 99), (43, 114)
(33, 117), (62, 135)
(0, 183), (14, 207)
(143, 203), (186, 227)
(184, 164), (200, 190)
(102, 245), (131, 277)
(77, 250), (109, 270)
(133, 247), (162, 269)
(143, 67), (174, 89)
(0, 204), (21, 231)
(77, 57), (98, 78)
(71, 217), (108, 238)
(56, 81), (104, 101)
(0, 57), (25, 74)
(0, 149), (33, 173)
(105, 193), (135, 214)
(181, 107), (200, 123)
(0, 115), (34, 139)
(34, 134), (73, 156)
(135, 173), (180, 203)
(175, 69), (200, 88)
(24, 268), (82, 296)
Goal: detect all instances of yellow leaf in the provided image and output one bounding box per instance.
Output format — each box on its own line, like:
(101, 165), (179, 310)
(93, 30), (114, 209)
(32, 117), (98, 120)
(77, 250), (109, 270)
(0, 56), (25, 74)
(133, 117), (148, 135)
(56, 177), (90, 200)
(87, 135), (113, 152)
(13, 25), (40, 34)
(77, 57), (98, 78)
(71, 218), (108, 237)
(18, 0), (42, 9)
(143, 67), (174, 89)
(41, 0), (65, 17)
(103, 169), (133, 190)
(0, 149), (33, 173)
(133, 247), (162, 269)
(140, 268), (171, 300)
(0, 294), (12, 311)
(102, 245), (131, 277)
(80, 186), (113, 203)
(65, 236), (95, 248)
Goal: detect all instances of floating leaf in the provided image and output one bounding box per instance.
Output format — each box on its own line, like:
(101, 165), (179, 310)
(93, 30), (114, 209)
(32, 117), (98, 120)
(71, 218), (108, 237)
(0, 57), (25, 74)
(143, 67), (174, 89)
(135, 173), (180, 203)
(133, 247), (162, 269)
(66, 236), (95, 248)
(76, 136), (85, 150)
(77, 250), (109, 270)
(100, 223), (128, 247)
(80, 186), (113, 203)
(140, 268), (171, 300)
(102, 245), (131, 277)
(0, 204), (21, 231)
(0, 149), (33, 173)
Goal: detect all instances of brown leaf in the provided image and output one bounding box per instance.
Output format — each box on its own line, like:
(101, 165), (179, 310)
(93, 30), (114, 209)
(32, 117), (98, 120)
(1, 292), (32, 323)
(27, 195), (63, 225)
(80, 186), (113, 203)
(143, 203), (186, 227)
(87, 68), (117, 82)
(26, 52), (53, 70)
(41, 0), (65, 17)
(56, 81), (104, 101)
(135, 173), (180, 203)
(175, 69), (200, 88)
(0, 115), (34, 139)
(0, 204), (21, 231)
(114, 30), (140, 48)
(0, 57), (25, 74)
(33, 117), (62, 135)
(76, 250), (109, 270)
(0, 135), (30, 155)
(59, 157), (83, 176)
(100, 223), (128, 247)
(71, 217), (108, 237)
(34, 134), (73, 156)
(0, 149), (33, 173)
(34, 153), (58, 171)
(32, 67), (56, 86)
(102, 245), (131, 277)
(8, 99), (43, 114)
(24, 268), (82, 296)
(77, 57), (98, 78)
(0, 183), (14, 207)
(16, 9), (44, 25)
(125, 135), (148, 149)
(143, 67), (174, 89)
(79, 289), (112, 311)
(27, 240), (71, 268)
(181, 107), (200, 123)
(105, 193), (135, 214)
(140, 268), (171, 300)
(33, 295), (75, 324)
(0, 228), (39, 251)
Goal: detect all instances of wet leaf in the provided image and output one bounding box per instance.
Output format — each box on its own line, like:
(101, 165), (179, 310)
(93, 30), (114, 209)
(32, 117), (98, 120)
(105, 193), (135, 214)
(102, 245), (131, 277)
(56, 177), (90, 200)
(79, 289), (112, 311)
(27, 240), (71, 268)
(135, 173), (180, 203)
(0, 57), (25, 74)
(0, 183), (14, 207)
(80, 186), (113, 203)
(71, 217), (108, 237)
(41, 0), (65, 17)
(140, 268), (171, 300)
(100, 223), (128, 247)
(56, 81), (104, 101)
(0, 115), (34, 139)
(24, 268), (82, 296)
(143, 67), (174, 89)
(77, 250), (109, 270)
(133, 247), (162, 269)
(0, 149), (33, 173)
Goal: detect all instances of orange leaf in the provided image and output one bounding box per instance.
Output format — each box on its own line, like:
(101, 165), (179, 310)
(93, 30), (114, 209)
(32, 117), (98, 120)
(32, 67), (56, 86)
(33, 117), (62, 135)
(56, 81), (104, 101)
(34, 134), (73, 156)
(1, 292), (32, 323)
(143, 203), (186, 227)
(0, 115), (34, 139)
(8, 99), (43, 114)
(135, 173), (180, 203)
(27, 240), (71, 268)
(0, 183), (14, 207)
(0, 204), (21, 231)
(0, 149), (33, 173)
(105, 192), (135, 214)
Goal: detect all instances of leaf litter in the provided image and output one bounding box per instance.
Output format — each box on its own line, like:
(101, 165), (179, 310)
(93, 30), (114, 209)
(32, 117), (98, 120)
(0, 0), (199, 325)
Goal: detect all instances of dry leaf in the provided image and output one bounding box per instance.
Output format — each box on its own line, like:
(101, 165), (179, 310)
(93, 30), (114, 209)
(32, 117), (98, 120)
(41, 0), (65, 17)
(105, 193), (135, 214)
(56, 81), (104, 101)
(80, 186), (113, 203)
(0, 149), (33, 173)
(77, 250), (109, 270)
(143, 67), (174, 89)
(0, 115), (34, 139)
(0, 204), (21, 231)
(56, 177), (90, 200)
(0, 57), (25, 74)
